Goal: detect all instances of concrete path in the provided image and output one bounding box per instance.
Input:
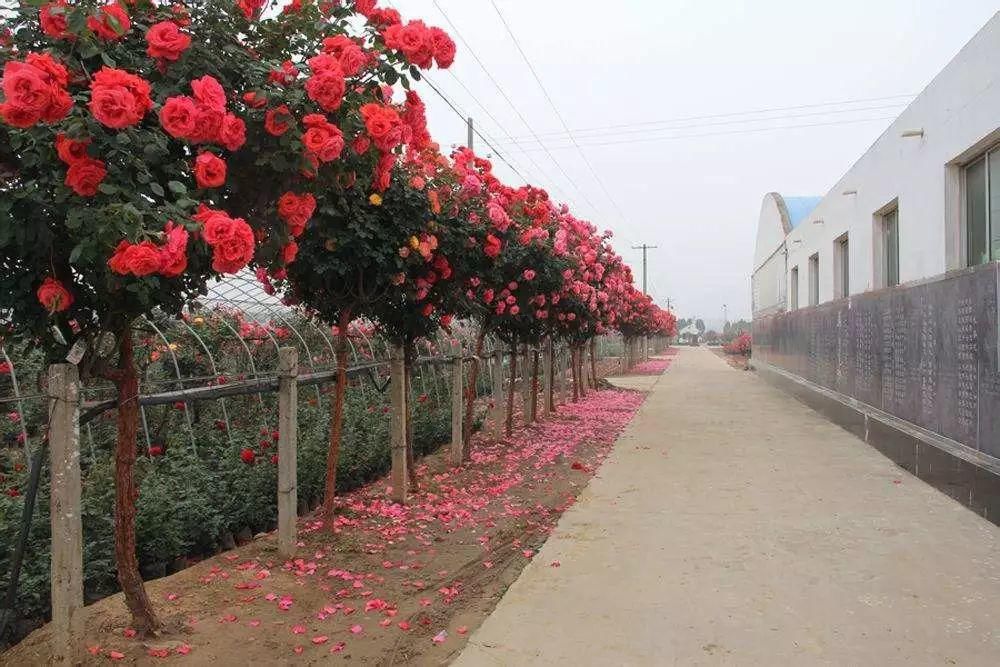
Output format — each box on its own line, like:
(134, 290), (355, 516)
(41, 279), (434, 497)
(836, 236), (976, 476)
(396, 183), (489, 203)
(454, 347), (1000, 666)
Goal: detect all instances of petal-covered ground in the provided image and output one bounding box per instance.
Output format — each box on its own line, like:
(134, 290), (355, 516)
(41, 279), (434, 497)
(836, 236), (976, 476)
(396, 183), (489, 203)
(7, 385), (651, 666)
(628, 357), (674, 375)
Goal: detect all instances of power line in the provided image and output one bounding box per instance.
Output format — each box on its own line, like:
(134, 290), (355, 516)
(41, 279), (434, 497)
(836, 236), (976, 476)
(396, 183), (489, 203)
(497, 102), (910, 146)
(499, 94), (916, 142)
(429, 0), (603, 218)
(382, 1), (556, 192)
(512, 115), (899, 151)
(418, 75), (531, 184)
(489, 0), (629, 228)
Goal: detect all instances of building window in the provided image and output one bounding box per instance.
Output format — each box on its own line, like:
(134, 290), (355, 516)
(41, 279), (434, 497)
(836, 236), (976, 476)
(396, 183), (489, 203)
(834, 235), (849, 299)
(790, 266), (799, 309)
(965, 146), (1000, 266)
(883, 208), (899, 286)
(808, 253), (819, 306)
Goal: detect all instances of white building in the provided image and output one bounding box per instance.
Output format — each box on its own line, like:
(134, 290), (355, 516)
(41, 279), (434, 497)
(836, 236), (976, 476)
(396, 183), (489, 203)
(753, 12), (1000, 315)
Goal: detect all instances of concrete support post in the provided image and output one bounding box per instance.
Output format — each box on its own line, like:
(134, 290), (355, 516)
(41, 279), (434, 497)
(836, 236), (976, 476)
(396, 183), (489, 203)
(277, 348), (298, 558)
(520, 345), (531, 425)
(559, 348), (569, 404)
(542, 339), (553, 418)
(450, 355), (464, 465)
(389, 347), (408, 503)
(489, 349), (505, 439)
(48, 364), (82, 666)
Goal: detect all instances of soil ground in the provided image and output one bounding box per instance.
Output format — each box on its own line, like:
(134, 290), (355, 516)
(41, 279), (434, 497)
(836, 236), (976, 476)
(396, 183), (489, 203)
(710, 346), (749, 370)
(4, 381), (647, 666)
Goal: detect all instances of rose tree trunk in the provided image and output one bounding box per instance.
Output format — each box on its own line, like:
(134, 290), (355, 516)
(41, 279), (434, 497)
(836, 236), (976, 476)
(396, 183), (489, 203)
(322, 313), (351, 524)
(113, 329), (160, 635)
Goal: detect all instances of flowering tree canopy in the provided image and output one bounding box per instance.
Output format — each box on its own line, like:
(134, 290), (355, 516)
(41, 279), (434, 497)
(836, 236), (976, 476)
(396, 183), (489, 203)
(0, 0), (673, 639)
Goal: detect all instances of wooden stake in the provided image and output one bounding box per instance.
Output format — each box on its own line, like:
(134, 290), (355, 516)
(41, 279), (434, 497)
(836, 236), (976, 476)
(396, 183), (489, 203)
(277, 347), (298, 558)
(48, 364), (83, 666)
(450, 355), (464, 465)
(389, 347), (408, 503)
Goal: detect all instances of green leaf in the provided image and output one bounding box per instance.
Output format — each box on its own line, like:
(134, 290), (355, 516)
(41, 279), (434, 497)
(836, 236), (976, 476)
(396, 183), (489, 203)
(69, 244), (84, 264)
(101, 52), (117, 68)
(149, 183), (165, 197)
(98, 183), (118, 195)
(167, 181), (187, 195)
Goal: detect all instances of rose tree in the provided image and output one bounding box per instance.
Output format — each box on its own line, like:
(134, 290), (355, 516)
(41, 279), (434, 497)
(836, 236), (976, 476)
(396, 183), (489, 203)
(0, 0), (270, 634)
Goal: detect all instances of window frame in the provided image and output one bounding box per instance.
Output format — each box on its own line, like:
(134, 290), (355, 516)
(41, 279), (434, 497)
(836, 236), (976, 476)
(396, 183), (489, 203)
(883, 206), (899, 287)
(834, 234), (850, 299)
(789, 266), (799, 309)
(964, 142), (1000, 267)
(808, 253), (820, 306)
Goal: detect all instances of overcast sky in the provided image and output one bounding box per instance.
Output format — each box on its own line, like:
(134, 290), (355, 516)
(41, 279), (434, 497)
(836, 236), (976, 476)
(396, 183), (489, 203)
(390, 0), (998, 324)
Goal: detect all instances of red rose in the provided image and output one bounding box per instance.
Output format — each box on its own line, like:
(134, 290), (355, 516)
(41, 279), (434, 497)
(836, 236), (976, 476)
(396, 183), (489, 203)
(277, 192), (316, 236)
(281, 241), (298, 264)
(0, 103), (38, 128)
(146, 21), (191, 62)
(190, 75), (226, 111)
(484, 234), (502, 258)
(108, 240), (162, 276)
(355, 0), (377, 15)
(268, 60), (297, 86)
(149, 445), (164, 457)
(372, 151), (394, 192)
(194, 152), (226, 188)
(25, 53), (68, 87)
(36, 276), (73, 313)
(301, 114), (344, 162)
(428, 27), (456, 69)
(158, 221), (189, 277)
(368, 8), (400, 27)
(159, 95), (197, 138)
(40, 1), (71, 39)
(305, 68), (345, 112)
(1, 61), (50, 122)
(89, 67), (151, 129)
(218, 113), (246, 151)
(384, 21), (434, 68)
(242, 91), (267, 108)
(188, 104), (224, 143)
(321, 35), (368, 76)
(359, 103), (405, 152)
(200, 210), (239, 245)
(240, 448), (255, 464)
(352, 134), (370, 155)
(65, 156), (106, 196)
(55, 133), (90, 164)
(87, 3), (131, 41)
(211, 218), (255, 273)
(264, 105), (292, 136)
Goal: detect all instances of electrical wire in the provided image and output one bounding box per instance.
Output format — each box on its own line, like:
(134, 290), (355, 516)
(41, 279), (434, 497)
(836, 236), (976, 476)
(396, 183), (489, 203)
(497, 103), (911, 146)
(500, 94), (916, 142)
(512, 115), (899, 152)
(429, 0), (604, 218)
(490, 0), (629, 228)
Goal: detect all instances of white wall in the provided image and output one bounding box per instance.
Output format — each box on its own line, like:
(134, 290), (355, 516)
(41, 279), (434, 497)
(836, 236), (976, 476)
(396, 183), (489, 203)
(781, 12), (1000, 308)
(752, 193), (790, 315)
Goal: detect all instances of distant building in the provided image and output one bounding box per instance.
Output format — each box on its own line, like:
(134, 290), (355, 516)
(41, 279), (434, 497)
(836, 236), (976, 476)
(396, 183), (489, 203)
(751, 13), (1000, 522)
(753, 13), (1000, 313)
(677, 323), (700, 345)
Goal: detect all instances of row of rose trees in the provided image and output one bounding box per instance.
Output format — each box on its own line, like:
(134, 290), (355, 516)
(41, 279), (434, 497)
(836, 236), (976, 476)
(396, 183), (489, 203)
(0, 0), (677, 636)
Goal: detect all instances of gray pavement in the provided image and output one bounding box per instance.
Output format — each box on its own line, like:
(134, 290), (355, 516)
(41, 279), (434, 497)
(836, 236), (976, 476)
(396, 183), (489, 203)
(454, 347), (1000, 666)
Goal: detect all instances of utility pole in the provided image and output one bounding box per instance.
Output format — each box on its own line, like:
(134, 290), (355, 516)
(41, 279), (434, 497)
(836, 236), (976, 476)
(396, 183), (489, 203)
(631, 243), (658, 295)
(467, 117), (474, 151)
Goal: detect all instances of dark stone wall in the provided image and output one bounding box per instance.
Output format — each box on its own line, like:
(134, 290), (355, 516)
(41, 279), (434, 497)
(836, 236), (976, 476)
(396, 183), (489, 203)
(753, 262), (1000, 460)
